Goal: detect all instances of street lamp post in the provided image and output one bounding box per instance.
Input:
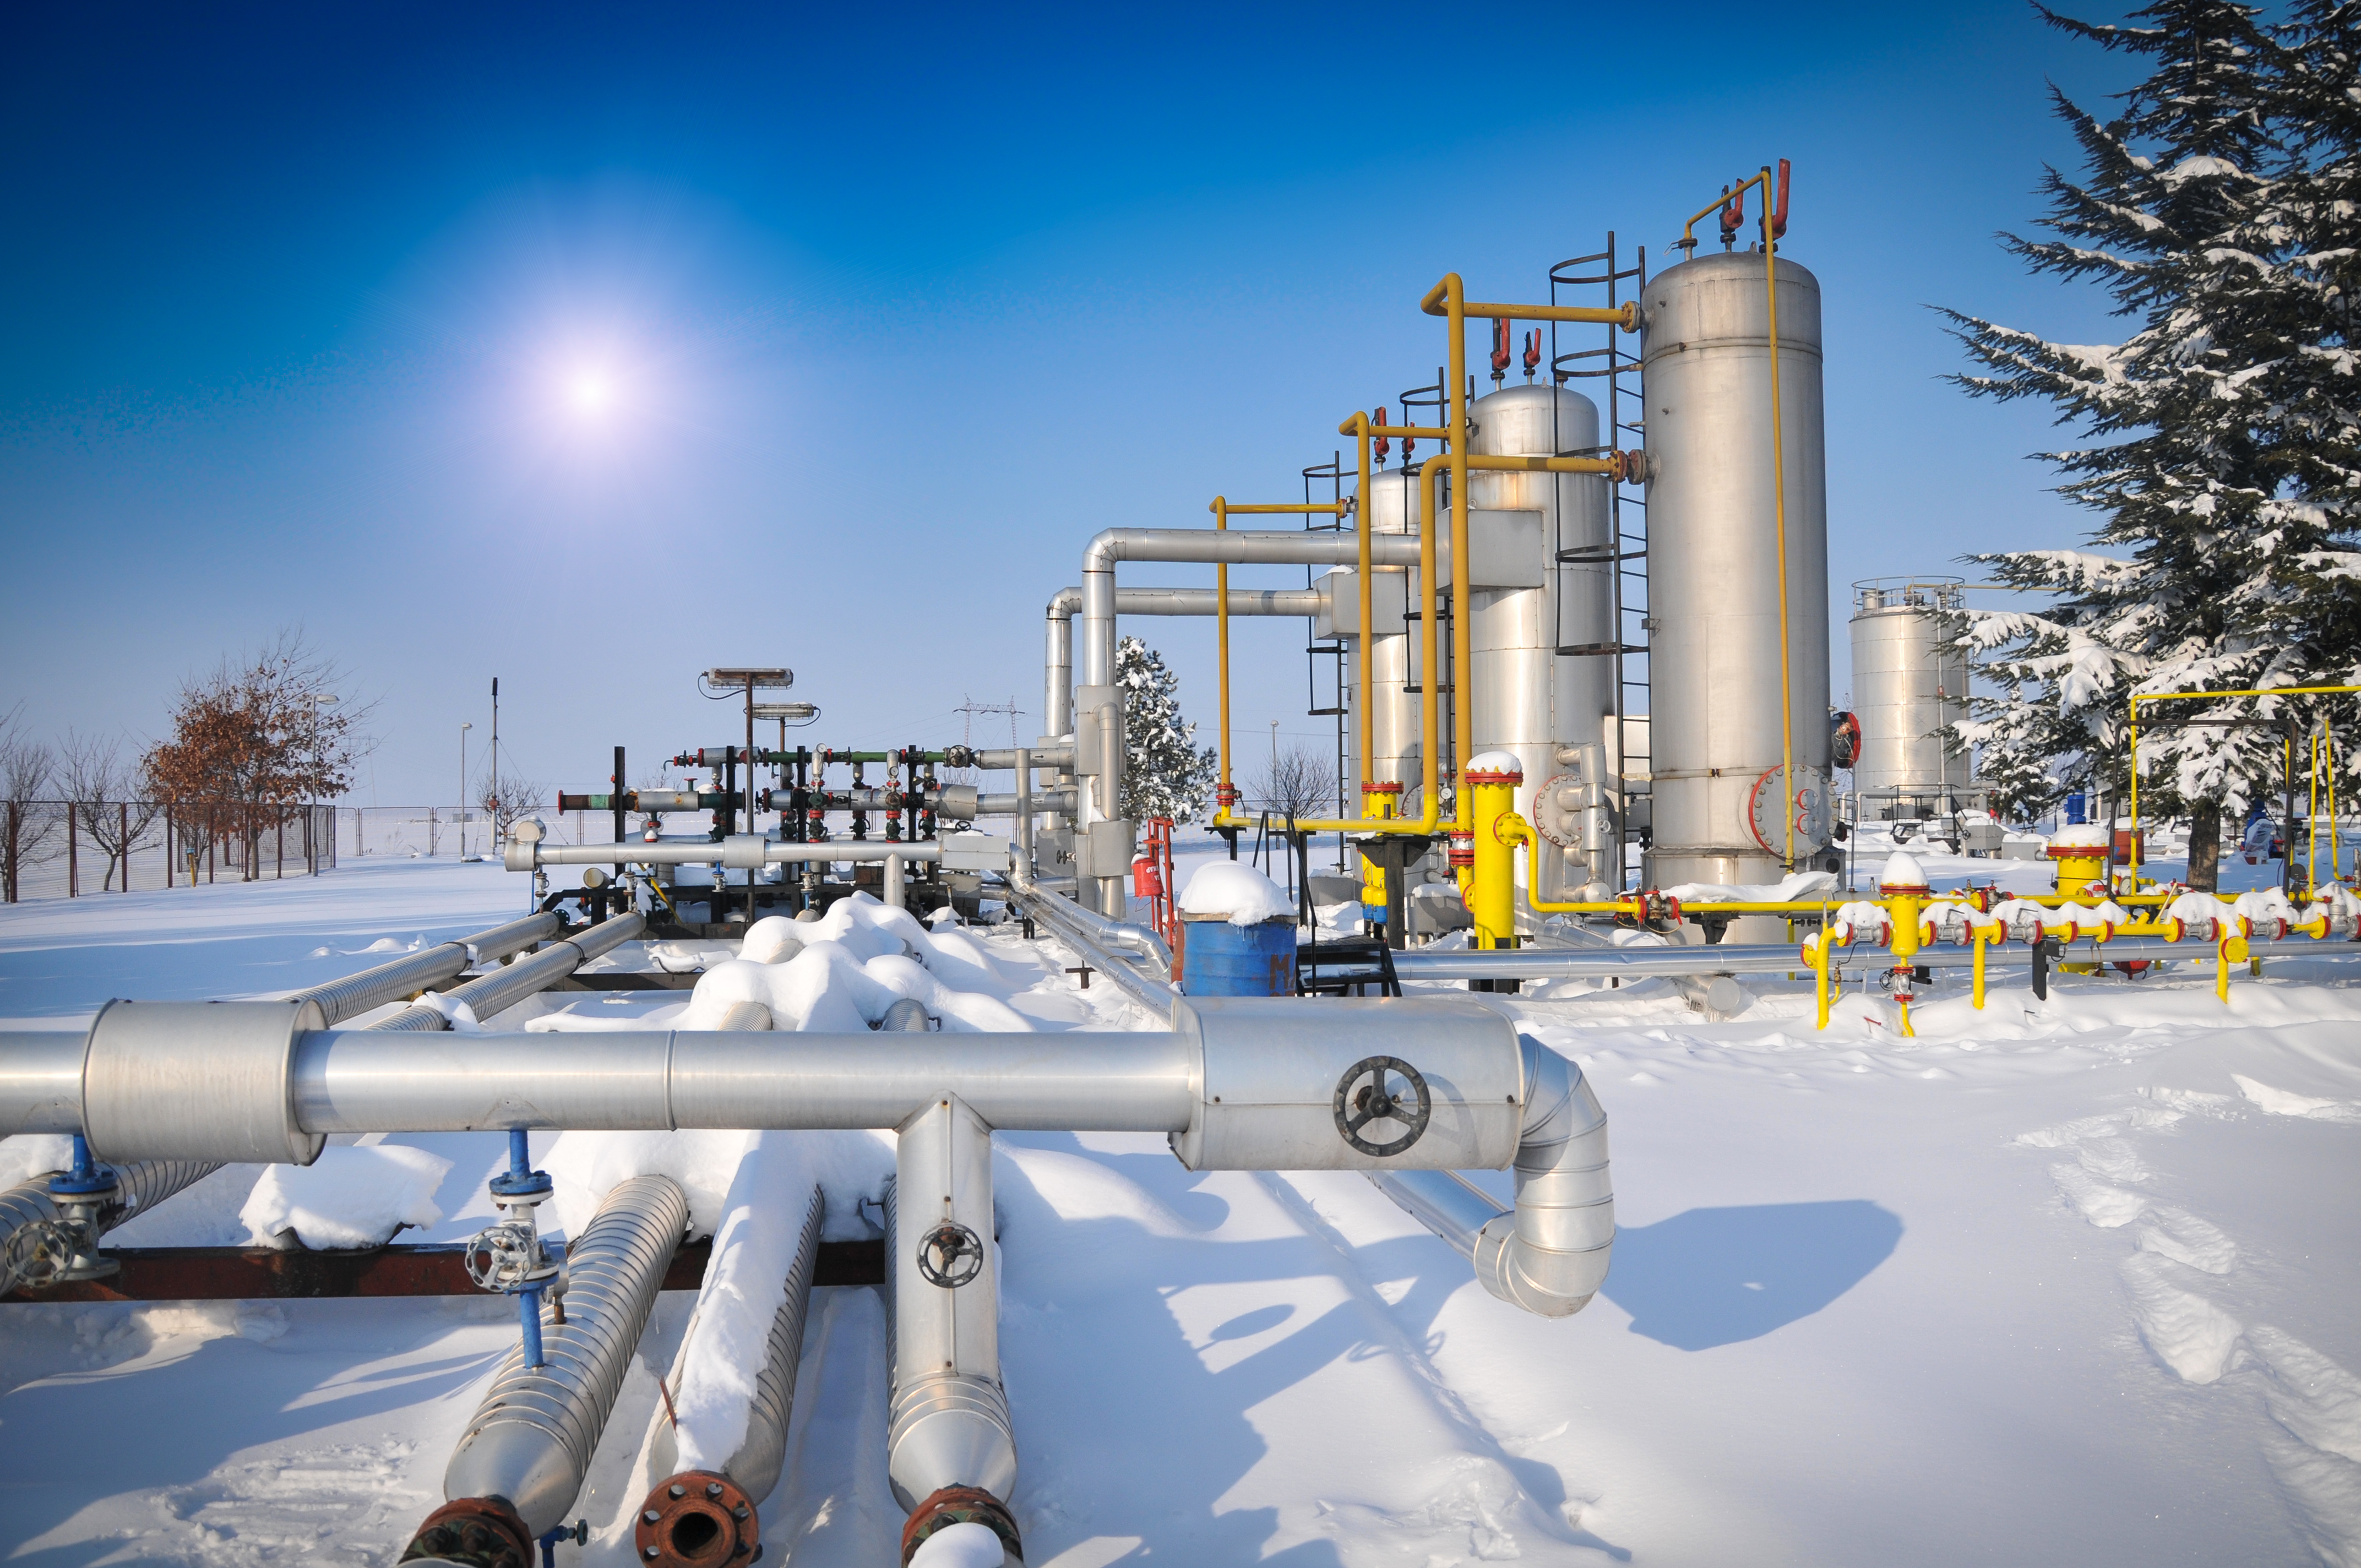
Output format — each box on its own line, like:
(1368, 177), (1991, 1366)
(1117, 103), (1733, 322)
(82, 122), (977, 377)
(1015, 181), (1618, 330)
(459, 722), (473, 858)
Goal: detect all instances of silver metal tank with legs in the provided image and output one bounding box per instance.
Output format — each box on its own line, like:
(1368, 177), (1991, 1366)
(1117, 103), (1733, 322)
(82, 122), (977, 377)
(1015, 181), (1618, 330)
(1848, 577), (1971, 803)
(1465, 383), (1615, 907)
(1638, 249), (1834, 927)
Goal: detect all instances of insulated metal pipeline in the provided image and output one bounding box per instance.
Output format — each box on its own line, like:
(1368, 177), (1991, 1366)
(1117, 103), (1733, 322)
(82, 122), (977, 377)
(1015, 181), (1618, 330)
(0, 918), (569, 1288)
(520, 840), (943, 869)
(638, 1185), (826, 1568)
(1003, 872), (1178, 1013)
(1386, 932), (2356, 981)
(406, 1174), (690, 1558)
(368, 913), (648, 1032)
(289, 911), (562, 1025)
(278, 1028), (1199, 1136)
(1370, 1037), (1613, 1317)
(0, 1156), (219, 1295)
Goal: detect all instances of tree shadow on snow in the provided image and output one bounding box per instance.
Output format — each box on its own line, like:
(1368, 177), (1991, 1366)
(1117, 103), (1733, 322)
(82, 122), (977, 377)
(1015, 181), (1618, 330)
(1600, 1201), (1903, 1351)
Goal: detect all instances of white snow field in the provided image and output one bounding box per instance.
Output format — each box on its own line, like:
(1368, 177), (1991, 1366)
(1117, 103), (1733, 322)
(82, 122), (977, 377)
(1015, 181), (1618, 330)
(3, 855), (2360, 1566)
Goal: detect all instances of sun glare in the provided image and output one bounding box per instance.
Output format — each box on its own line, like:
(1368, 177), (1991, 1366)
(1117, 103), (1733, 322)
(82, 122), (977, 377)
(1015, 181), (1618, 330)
(569, 373), (612, 414)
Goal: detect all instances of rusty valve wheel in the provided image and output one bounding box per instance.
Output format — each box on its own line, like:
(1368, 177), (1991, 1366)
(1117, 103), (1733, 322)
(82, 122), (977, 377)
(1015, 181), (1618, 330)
(1332, 1055), (1431, 1158)
(916, 1220), (985, 1288)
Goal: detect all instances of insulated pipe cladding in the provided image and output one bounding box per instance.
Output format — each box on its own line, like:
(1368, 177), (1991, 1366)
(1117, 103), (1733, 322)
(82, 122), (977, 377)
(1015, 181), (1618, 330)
(639, 1184), (827, 1568)
(888, 1096), (1025, 1565)
(370, 913), (648, 1032)
(1640, 249), (1834, 927)
(1347, 463), (1423, 793)
(404, 1174), (692, 1566)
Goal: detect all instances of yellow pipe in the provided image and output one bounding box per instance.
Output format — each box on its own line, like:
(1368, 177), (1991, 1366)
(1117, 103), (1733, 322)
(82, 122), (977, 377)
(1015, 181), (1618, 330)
(2125, 684), (2361, 864)
(1207, 496), (1350, 821)
(1211, 460), (1450, 837)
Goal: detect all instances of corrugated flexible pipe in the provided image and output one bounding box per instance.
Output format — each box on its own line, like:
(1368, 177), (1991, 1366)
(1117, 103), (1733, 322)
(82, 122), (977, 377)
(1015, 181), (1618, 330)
(402, 1173), (692, 1564)
(1368, 1035), (1613, 1317)
(369, 913), (647, 1032)
(291, 911), (563, 1025)
(637, 1184), (825, 1567)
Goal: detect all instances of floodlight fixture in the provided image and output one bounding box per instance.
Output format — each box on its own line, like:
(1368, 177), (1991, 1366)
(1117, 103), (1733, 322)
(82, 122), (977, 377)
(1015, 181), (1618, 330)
(752, 703), (818, 721)
(707, 667), (793, 689)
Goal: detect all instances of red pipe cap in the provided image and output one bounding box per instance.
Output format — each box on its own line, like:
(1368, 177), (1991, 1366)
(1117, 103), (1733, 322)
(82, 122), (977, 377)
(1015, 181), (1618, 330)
(636, 1470), (758, 1568)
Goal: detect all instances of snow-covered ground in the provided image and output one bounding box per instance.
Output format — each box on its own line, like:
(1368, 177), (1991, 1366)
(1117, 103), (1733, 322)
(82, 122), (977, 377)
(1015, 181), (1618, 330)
(4, 856), (2360, 1565)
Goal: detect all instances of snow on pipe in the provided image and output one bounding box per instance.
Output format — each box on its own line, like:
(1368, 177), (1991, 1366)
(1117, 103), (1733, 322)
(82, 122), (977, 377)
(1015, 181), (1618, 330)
(368, 913), (649, 1032)
(887, 1096), (1025, 1565)
(638, 1182), (825, 1567)
(1368, 1036), (1613, 1317)
(403, 1174), (692, 1565)
(289, 911), (563, 1025)
(517, 837), (943, 869)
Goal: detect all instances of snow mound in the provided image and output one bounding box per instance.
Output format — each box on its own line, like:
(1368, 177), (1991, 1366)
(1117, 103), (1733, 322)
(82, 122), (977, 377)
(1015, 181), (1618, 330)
(1178, 862), (1293, 924)
(1667, 870), (1838, 904)
(1877, 852), (1929, 891)
(908, 1523), (1008, 1567)
(238, 1145), (451, 1249)
(740, 916), (805, 965)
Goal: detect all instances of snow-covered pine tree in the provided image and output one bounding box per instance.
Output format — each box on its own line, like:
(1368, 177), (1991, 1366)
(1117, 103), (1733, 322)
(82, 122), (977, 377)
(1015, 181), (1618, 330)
(1941, 1), (2360, 889)
(1115, 635), (1220, 822)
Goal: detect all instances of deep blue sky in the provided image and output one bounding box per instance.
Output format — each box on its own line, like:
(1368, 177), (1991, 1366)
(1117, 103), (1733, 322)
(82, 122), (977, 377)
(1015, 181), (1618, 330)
(1, 3), (2144, 803)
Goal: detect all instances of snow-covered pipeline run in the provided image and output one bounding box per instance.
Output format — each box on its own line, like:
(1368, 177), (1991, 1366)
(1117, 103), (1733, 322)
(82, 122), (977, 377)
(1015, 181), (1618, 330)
(0, 893), (1615, 1568)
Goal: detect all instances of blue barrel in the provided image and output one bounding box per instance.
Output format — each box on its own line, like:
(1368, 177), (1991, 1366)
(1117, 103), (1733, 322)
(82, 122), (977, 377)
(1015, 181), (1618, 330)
(1180, 914), (1296, 996)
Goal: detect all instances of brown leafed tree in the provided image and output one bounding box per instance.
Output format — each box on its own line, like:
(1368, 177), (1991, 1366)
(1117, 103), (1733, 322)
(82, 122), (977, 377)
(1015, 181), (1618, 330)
(143, 631), (373, 880)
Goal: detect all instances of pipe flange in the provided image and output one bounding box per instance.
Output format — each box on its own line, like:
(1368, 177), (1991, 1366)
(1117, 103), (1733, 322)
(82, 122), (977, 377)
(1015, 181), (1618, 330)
(901, 1485), (1022, 1567)
(637, 1470), (760, 1567)
(1332, 1055), (1432, 1158)
(400, 1497), (534, 1568)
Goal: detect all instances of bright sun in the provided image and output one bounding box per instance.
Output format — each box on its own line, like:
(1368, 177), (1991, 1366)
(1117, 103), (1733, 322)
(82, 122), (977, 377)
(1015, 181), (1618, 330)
(569, 374), (612, 413)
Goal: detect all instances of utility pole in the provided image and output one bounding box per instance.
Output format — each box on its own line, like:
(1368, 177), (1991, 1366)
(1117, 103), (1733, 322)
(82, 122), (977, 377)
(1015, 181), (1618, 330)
(490, 678), (500, 852)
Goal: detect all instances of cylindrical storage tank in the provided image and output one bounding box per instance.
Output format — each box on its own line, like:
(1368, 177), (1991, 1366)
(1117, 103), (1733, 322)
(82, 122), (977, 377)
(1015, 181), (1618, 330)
(1639, 250), (1834, 912)
(1179, 914), (1296, 996)
(1848, 578), (1970, 802)
(1465, 384), (1614, 908)
(1350, 464), (1423, 792)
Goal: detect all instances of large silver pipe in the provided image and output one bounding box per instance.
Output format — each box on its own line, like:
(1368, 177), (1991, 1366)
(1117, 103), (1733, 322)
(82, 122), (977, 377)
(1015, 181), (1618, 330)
(408, 1174), (690, 1555)
(281, 1029), (1199, 1136)
(519, 838), (942, 869)
(972, 744), (1073, 772)
(639, 1184), (825, 1567)
(1045, 590), (1074, 740)
(888, 1096), (1019, 1524)
(1003, 869), (1177, 1013)
(368, 913), (649, 1032)
(1370, 1036), (1612, 1316)
(289, 911), (562, 1024)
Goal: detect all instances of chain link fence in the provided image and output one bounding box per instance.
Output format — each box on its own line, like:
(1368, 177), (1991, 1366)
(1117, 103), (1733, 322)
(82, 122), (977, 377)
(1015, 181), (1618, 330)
(1, 802), (339, 903)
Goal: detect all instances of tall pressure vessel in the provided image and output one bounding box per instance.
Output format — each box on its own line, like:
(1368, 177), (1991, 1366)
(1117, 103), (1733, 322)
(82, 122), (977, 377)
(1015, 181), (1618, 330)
(1350, 463), (1422, 792)
(1849, 578), (1970, 801)
(1465, 383), (1614, 904)
(1639, 249), (1834, 906)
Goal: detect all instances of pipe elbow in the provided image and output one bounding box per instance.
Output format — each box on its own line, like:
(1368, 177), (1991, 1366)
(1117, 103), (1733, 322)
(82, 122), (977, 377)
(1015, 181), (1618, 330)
(1082, 530), (1123, 574)
(1476, 1038), (1613, 1317)
(1047, 587), (1080, 618)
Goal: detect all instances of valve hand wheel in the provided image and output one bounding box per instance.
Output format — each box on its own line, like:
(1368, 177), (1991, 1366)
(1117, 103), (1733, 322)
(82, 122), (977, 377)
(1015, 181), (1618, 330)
(1332, 1055), (1432, 1158)
(916, 1221), (986, 1288)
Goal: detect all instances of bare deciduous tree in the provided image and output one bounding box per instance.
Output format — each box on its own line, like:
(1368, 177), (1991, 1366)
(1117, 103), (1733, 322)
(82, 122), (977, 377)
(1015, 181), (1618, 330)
(478, 771), (547, 847)
(1253, 744), (1337, 824)
(59, 731), (161, 893)
(0, 706), (57, 903)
